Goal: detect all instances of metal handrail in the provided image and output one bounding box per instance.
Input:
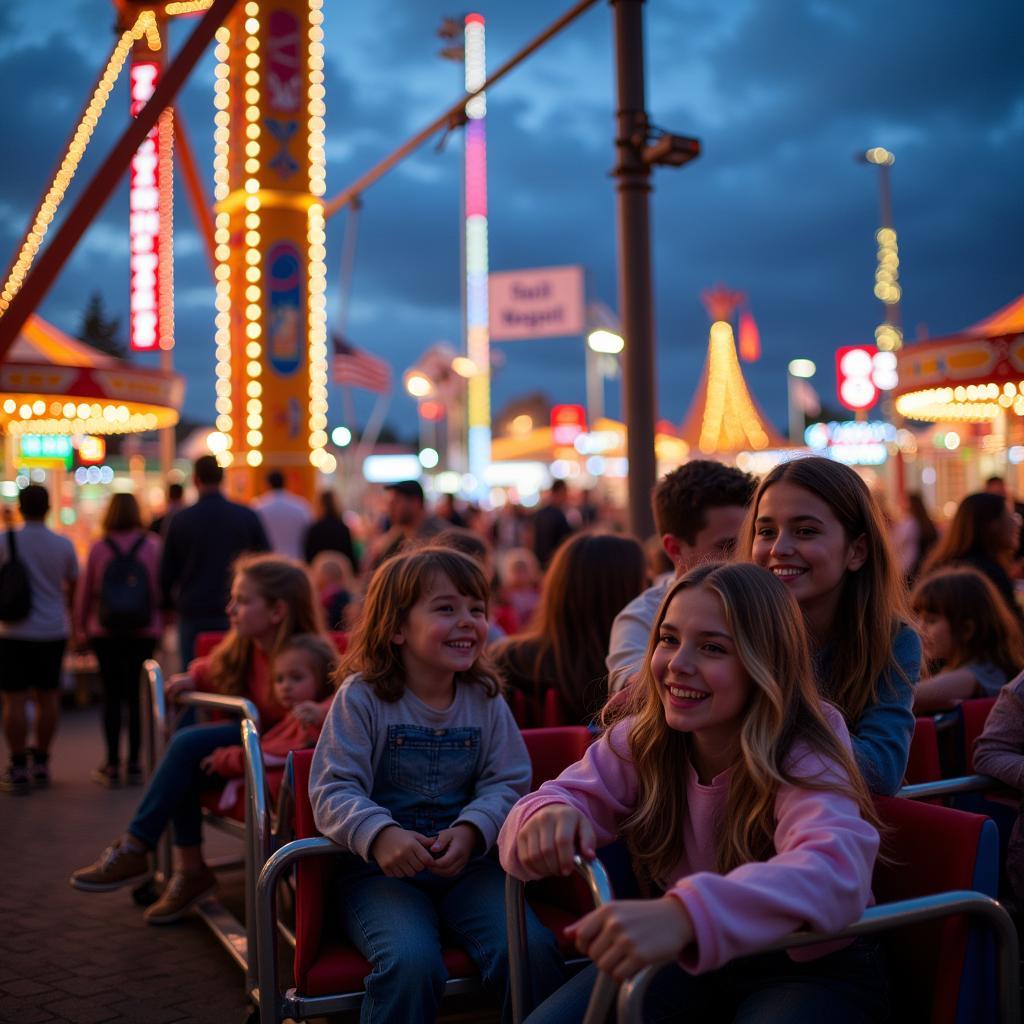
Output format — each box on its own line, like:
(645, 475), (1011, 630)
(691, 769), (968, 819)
(506, 855), (616, 1024)
(616, 891), (1020, 1024)
(898, 774), (1000, 800)
(255, 836), (342, 1024)
(241, 718), (268, 994)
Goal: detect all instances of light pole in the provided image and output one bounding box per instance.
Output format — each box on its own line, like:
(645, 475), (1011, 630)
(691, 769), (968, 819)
(858, 147), (902, 353)
(787, 358), (816, 446)
(859, 145), (906, 498)
(586, 328), (624, 427)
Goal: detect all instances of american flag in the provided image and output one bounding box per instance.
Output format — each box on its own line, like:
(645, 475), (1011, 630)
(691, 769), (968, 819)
(332, 335), (393, 394)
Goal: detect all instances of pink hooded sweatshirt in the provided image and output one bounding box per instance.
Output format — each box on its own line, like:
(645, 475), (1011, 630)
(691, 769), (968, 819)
(498, 703), (878, 975)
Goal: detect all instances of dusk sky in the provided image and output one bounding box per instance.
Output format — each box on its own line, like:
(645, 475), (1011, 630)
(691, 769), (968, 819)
(0, 0), (1021, 439)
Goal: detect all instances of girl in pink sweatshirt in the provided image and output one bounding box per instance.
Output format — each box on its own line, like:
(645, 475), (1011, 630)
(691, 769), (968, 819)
(498, 562), (886, 1023)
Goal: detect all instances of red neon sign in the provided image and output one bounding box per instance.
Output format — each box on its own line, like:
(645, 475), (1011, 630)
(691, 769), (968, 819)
(129, 62), (160, 351)
(551, 404), (587, 446)
(835, 345), (879, 411)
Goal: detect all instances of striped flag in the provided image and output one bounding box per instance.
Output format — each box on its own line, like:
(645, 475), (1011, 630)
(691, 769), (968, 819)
(332, 335), (392, 393)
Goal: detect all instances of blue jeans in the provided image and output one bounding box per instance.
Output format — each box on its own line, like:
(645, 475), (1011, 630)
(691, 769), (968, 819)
(524, 938), (889, 1024)
(337, 855), (564, 1024)
(127, 721), (239, 848)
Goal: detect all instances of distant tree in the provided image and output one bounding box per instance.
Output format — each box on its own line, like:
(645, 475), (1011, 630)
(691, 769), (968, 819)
(78, 292), (127, 359)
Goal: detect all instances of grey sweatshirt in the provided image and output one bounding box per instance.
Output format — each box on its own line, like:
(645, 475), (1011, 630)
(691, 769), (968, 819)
(310, 674), (531, 861)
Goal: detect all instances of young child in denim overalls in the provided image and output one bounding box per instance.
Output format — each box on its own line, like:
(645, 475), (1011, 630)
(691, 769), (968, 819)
(309, 547), (563, 1024)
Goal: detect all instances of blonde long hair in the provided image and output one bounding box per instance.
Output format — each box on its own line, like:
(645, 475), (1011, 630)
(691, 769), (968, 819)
(336, 547), (500, 702)
(206, 554), (325, 696)
(606, 562), (875, 883)
(737, 456), (913, 725)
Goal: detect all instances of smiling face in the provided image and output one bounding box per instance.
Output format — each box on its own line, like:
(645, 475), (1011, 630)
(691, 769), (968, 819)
(750, 481), (867, 637)
(227, 572), (285, 645)
(392, 571), (489, 691)
(650, 585), (752, 777)
(273, 648), (320, 709)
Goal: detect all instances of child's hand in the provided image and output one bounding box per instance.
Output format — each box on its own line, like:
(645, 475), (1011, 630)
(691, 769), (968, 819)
(291, 701), (327, 728)
(565, 897), (695, 981)
(516, 804), (596, 877)
(427, 824), (479, 877)
(370, 825), (436, 878)
(199, 753), (217, 774)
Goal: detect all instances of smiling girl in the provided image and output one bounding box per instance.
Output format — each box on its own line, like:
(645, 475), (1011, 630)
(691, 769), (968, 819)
(499, 562), (883, 1023)
(309, 547), (563, 1024)
(738, 457), (921, 794)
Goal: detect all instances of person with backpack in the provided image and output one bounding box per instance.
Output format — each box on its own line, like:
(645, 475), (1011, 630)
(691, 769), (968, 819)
(74, 492), (162, 787)
(0, 485), (78, 795)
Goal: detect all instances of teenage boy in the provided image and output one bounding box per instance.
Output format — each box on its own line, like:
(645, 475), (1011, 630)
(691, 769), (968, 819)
(606, 460), (756, 692)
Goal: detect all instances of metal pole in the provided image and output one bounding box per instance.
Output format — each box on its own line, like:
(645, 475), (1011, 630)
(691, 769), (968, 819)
(787, 372), (802, 446)
(585, 342), (604, 426)
(323, 0), (602, 219)
(610, 0), (656, 539)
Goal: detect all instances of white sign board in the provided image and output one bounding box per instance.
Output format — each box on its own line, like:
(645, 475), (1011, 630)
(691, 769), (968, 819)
(488, 265), (584, 340)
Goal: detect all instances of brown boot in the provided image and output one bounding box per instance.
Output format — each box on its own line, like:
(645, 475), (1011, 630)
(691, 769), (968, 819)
(143, 867), (217, 925)
(70, 838), (152, 892)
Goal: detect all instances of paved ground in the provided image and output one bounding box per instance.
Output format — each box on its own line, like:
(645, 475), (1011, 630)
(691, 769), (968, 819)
(0, 705), (252, 1024)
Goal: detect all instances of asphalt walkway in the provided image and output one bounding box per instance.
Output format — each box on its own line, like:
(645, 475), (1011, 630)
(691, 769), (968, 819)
(0, 705), (250, 1024)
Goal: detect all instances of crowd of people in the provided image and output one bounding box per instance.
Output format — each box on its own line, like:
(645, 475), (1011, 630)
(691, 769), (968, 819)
(2, 451), (1024, 1020)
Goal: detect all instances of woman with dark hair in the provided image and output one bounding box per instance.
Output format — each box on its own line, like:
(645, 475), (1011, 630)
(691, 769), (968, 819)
(922, 491), (1022, 621)
(74, 492), (162, 787)
(303, 490), (359, 572)
(491, 531), (647, 726)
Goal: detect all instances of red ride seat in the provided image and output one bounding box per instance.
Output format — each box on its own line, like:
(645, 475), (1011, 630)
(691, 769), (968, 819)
(195, 631), (348, 660)
(960, 697), (997, 774)
(872, 796), (999, 1024)
(906, 716), (942, 785)
(289, 725), (595, 1001)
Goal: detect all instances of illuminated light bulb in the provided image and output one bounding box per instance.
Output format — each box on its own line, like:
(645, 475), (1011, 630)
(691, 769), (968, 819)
(247, 450), (263, 467)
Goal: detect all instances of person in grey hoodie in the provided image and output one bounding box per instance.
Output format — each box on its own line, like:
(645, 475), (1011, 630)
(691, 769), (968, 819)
(310, 547), (563, 1024)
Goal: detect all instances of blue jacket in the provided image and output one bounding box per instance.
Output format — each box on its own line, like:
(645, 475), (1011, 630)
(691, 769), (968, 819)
(816, 623), (921, 796)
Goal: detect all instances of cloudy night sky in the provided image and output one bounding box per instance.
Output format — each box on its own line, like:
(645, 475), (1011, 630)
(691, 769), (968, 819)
(0, 0), (1021, 440)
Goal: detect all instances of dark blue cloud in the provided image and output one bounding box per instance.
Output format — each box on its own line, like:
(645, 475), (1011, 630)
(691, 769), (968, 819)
(0, 0), (1019, 441)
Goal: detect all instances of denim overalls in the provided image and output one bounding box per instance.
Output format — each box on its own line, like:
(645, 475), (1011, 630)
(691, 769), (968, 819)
(334, 721), (564, 1024)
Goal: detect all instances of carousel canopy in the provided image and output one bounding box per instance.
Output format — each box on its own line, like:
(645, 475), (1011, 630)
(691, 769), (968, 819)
(895, 294), (1024, 423)
(0, 314), (183, 436)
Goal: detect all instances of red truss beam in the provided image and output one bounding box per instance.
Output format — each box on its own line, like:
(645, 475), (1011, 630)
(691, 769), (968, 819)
(0, 0), (238, 364)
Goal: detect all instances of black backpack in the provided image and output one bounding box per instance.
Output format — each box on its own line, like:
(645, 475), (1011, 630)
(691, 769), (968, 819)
(0, 530), (32, 623)
(98, 535), (152, 631)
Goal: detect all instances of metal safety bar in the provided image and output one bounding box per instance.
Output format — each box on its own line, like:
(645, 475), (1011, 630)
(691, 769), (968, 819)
(255, 834), (503, 1023)
(898, 774), (998, 800)
(506, 855), (617, 1024)
(139, 660), (269, 991)
(615, 891), (1020, 1024)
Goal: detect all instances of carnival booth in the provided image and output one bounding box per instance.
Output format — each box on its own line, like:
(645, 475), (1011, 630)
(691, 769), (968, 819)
(895, 295), (1024, 511)
(0, 314), (183, 541)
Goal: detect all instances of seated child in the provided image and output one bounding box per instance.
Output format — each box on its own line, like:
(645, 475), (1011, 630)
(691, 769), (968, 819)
(911, 567), (1024, 713)
(309, 547), (564, 1024)
(500, 563), (883, 1024)
(201, 633), (338, 810)
(311, 551), (357, 631)
(497, 547), (542, 633)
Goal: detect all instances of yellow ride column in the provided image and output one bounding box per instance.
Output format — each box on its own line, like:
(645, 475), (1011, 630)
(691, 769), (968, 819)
(213, 0), (328, 502)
